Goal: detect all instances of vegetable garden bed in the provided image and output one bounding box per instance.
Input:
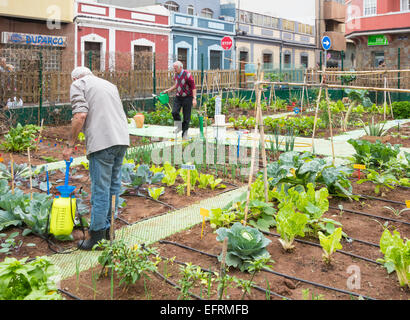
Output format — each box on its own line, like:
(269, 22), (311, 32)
(1, 109), (409, 301)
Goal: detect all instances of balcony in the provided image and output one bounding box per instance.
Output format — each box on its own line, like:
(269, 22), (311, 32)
(323, 31), (346, 51)
(323, 1), (345, 23)
(171, 12), (235, 34)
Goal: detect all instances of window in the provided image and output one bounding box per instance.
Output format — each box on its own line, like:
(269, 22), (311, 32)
(263, 53), (273, 70)
(200, 8), (213, 19)
(239, 51), (248, 71)
(373, 51), (384, 68)
(187, 5), (194, 15)
(364, 0), (377, 16)
(164, 1), (179, 12)
(210, 50), (222, 69)
(134, 45), (152, 71)
(300, 55), (308, 68)
(283, 52), (291, 68)
(271, 17), (279, 28)
(254, 14), (263, 26)
(401, 0), (410, 11)
(3, 45), (62, 71)
(282, 19), (295, 32)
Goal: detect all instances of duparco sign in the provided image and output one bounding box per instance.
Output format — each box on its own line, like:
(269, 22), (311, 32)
(1, 32), (67, 47)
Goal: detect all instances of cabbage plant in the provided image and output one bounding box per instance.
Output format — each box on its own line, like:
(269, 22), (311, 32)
(216, 222), (271, 272)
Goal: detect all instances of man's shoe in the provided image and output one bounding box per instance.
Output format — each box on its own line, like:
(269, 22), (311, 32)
(182, 130), (188, 140)
(173, 121), (182, 134)
(77, 229), (106, 250)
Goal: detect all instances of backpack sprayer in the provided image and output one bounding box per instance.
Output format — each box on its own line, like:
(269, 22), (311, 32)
(49, 157), (77, 237)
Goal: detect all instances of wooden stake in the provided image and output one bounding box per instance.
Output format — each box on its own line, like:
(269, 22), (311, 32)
(10, 154), (14, 195)
(35, 118), (44, 152)
(110, 195), (116, 243)
(325, 88), (336, 166)
(187, 169), (191, 197)
(243, 62), (268, 225)
(311, 82), (324, 153)
(27, 148), (33, 200)
(383, 76), (387, 121)
(218, 237), (228, 300)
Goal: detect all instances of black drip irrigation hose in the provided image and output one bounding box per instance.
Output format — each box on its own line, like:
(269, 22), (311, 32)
(353, 193), (406, 206)
(328, 205), (410, 226)
(170, 257), (291, 301)
(261, 231), (382, 266)
(141, 244), (290, 301)
(58, 288), (82, 300)
(153, 268), (203, 300)
(159, 240), (377, 300)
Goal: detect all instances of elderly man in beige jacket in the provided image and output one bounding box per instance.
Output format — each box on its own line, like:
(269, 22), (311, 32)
(63, 66), (129, 250)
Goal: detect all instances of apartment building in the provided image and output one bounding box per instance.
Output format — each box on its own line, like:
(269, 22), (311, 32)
(345, 0), (410, 69)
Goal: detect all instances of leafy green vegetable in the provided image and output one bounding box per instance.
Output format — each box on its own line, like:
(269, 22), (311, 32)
(0, 256), (62, 300)
(161, 162), (178, 187)
(348, 139), (401, 170)
(264, 151), (354, 198)
(1, 123), (40, 153)
(357, 169), (398, 194)
(318, 228), (343, 264)
(148, 187), (165, 201)
(275, 203), (308, 251)
(216, 222), (272, 272)
(377, 229), (409, 289)
(198, 174), (213, 189)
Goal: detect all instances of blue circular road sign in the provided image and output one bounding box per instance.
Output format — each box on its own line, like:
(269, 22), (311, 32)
(321, 36), (331, 50)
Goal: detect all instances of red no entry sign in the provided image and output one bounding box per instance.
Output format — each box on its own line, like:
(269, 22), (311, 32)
(221, 36), (233, 50)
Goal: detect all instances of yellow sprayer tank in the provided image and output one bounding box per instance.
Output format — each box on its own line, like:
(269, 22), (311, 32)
(49, 196), (76, 236)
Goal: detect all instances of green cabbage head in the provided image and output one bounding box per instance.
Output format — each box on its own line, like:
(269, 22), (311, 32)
(216, 222), (272, 272)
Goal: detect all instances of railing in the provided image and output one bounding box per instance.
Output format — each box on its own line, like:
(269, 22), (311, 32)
(0, 69), (239, 106)
(305, 67), (410, 90)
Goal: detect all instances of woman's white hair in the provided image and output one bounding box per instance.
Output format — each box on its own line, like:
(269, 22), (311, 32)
(71, 66), (93, 81)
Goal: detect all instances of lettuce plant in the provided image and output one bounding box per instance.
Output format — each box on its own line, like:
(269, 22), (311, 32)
(318, 227), (343, 264)
(216, 222), (271, 272)
(148, 187), (165, 201)
(275, 203), (308, 251)
(161, 162), (178, 187)
(198, 174), (213, 189)
(377, 229), (409, 289)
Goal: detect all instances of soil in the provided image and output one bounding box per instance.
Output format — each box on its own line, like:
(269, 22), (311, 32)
(2, 123), (410, 301)
(59, 180), (410, 301)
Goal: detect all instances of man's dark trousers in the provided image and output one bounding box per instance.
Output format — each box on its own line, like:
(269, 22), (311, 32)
(172, 96), (192, 135)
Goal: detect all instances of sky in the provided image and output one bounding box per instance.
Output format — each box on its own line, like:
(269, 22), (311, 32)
(221, 0), (316, 25)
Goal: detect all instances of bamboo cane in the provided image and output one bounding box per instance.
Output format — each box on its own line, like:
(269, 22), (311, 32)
(10, 154), (14, 195)
(110, 195), (116, 243)
(27, 148), (33, 200)
(256, 81), (410, 93)
(325, 88), (336, 166)
(35, 118), (44, 152)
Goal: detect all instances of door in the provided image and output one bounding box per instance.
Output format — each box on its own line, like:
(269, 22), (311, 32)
(134, 45), (152, 71)
(210, 50), (222, 70)
(239, 51), (248, 87)
(177, 48), (188, 69)
(84, 42), (101, 71)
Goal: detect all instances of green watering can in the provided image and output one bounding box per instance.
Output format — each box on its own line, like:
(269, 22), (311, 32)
(158, 92), (169, 105)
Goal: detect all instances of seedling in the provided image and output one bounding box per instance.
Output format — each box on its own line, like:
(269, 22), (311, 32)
(383, 206), (410, 217)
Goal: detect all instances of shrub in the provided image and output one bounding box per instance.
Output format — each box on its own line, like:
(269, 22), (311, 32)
(392, 101), (410, 119)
